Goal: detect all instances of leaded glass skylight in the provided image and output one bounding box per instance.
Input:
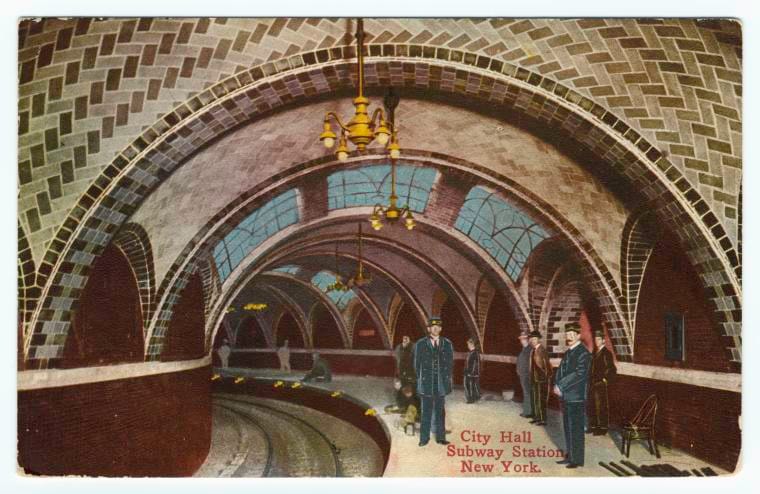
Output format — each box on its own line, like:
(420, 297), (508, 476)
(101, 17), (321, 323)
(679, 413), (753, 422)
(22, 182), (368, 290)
(454, 186), (549, 281)
(327, 164), (437, 212)
(213, 189), (300, 282)
(270, 265), (301, 276)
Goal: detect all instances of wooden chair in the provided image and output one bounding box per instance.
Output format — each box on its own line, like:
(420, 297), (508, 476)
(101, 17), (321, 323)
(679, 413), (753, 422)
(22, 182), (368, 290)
(621, 394), (660, 458)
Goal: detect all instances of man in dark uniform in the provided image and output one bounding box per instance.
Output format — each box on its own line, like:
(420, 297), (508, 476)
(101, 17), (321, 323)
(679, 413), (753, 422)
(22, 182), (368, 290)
(587, 329), (617, 436)
(464, 338), (481, 404)
(554, 323), (591, 469)
(394, 335), (416, 387)
(413, 316), (454, 446)
(528, 330), (551, 425)
(516, 332), (533, 418)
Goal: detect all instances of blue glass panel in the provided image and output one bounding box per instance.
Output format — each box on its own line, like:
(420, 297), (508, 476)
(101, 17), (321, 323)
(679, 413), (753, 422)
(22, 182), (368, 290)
(311, 271), (356, 311)
(212, 189), (300, 282)
(454, 186), (549, 281)
(327, 164), (437, 213)
(271, 265), (301, 276)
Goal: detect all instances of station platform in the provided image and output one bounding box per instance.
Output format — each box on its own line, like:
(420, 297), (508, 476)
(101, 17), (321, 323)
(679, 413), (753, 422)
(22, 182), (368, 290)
(200, 368), (727, 477)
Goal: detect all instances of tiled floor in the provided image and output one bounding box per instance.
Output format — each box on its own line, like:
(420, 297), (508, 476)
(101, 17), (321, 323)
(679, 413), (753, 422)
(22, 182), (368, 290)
(213, 368), (727, 477)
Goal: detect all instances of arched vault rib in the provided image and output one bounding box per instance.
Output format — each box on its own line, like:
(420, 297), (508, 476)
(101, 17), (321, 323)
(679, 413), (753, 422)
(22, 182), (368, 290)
(25, 51), (740, 369)
(203, 216), (533, 356)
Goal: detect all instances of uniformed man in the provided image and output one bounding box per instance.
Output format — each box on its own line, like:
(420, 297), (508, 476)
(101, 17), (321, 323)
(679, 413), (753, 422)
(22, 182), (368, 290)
(587, 329), (617, 436)
(554, 323), (591, 469)
(413, 316), (454, 446)
(516, 332), (534, 418)
(464, 338), (481, 404)
(528, 330), (551, 426)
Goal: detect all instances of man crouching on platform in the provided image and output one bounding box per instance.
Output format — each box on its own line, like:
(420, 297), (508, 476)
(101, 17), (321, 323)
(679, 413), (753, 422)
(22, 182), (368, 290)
(413, 316), (454, 446)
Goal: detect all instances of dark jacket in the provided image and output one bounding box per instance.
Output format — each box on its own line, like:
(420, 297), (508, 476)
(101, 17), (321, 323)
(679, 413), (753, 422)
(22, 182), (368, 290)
(530, 345), (551, 383)
(394, 343), (416, 383)
(555, 343), (591, 402)
(590, 346), (617, 385)
(517, 345), (531, 378)
(413, 336), (454, 397)
(465, 350), (480, 378)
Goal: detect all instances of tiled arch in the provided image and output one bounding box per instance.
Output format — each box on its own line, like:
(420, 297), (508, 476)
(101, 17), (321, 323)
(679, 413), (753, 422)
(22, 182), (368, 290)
(620, 208), (658, 334)
(17, 222), (36, 339)
(112, 222), (155, 332)
(142, 153), (635, 365)
(18, 18), (741, 258)
(23, 53), (740, 368)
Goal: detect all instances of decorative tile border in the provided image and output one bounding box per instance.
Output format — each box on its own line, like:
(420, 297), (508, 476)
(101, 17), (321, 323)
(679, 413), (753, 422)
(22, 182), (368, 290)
(21, 51), (740, 368)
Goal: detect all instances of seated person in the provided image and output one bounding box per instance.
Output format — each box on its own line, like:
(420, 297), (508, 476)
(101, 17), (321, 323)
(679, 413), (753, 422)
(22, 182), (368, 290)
(397, 384), (420, 416)
(302, 353), (332, 382)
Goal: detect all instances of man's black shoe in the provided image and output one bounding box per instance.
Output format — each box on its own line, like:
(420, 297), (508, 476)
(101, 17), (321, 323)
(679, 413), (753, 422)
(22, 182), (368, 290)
(529, 419), (539, 424)
(419, 441), (429, 447)
(566, 464), (581, 469)
(556, 459), (570, 465)
(437, 440), (451, 445)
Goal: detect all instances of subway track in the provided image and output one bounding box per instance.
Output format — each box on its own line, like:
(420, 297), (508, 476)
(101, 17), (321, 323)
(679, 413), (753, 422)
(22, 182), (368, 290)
(195, 394), (384, 477)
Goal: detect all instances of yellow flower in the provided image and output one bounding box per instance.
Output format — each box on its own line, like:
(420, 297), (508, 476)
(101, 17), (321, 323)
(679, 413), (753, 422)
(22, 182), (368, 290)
(364, 408), (377, 416)
(273, 380), (284, 388)
(331, 391), (342, 398)
(234, 377), (245, 384)
(291, 382), (302, 389)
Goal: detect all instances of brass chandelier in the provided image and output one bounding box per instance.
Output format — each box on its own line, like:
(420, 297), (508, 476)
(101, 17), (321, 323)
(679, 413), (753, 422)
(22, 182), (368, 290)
(326, 243), (349, 293)
(369, 89), (416, 231)
(348, 223), (371, 288)
(318, 19), (400, 162)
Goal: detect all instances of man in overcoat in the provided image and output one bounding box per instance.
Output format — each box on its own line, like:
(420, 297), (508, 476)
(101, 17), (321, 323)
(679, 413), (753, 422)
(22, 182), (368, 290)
(463, 338), (481, 404)
(394, 335), (416, 387)
(413, 316), (454, 446)
(587, 329), (617, 436)
(516, 332), (533, 418)
(529, 330), (551, 425)
(554, 323), (591, 468)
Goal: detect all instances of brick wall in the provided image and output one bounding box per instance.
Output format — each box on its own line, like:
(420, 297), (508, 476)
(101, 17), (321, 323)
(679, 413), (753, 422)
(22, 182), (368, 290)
(18, 365), (212, 477)
(161, 272), (206, 361)
(61, 244), (143, 368)
(311, 303), (344, 349)
(635, 230), (735, 372)
(609, 375), (740, 472)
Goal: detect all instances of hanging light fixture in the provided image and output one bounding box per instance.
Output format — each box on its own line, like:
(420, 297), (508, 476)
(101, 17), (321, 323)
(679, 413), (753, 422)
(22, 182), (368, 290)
(369, 88), (415, 232)
(326, 243), (349, 293)
(318, 19), (400, 162)
(349, 223), (372, 288)
(243, 303), (268, 312)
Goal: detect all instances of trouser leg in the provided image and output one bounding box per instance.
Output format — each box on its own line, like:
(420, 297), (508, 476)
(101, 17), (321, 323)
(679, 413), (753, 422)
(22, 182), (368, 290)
(566, 402), (586, 465)
(597, 383), (609, 431)
(521, 377), (533, 415)
(433, 395), (446, 441)
(562, 403), (570, 461)
(420, 396), (434, 443)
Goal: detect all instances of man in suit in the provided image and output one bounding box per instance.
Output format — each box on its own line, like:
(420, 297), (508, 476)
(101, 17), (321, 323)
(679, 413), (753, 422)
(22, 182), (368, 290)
(587, 329), (617, 436)
(528, 330), (551, 426)
(464, 338), (481, 404)
(516, 332), (533, 418)
(554, 323), (592, 469)
(413, 316), (454, 446)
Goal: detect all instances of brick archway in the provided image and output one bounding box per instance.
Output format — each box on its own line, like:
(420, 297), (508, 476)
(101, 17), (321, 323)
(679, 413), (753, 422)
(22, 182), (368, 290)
(23, 53), (740, 368)
(112, 222), (155, 332)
